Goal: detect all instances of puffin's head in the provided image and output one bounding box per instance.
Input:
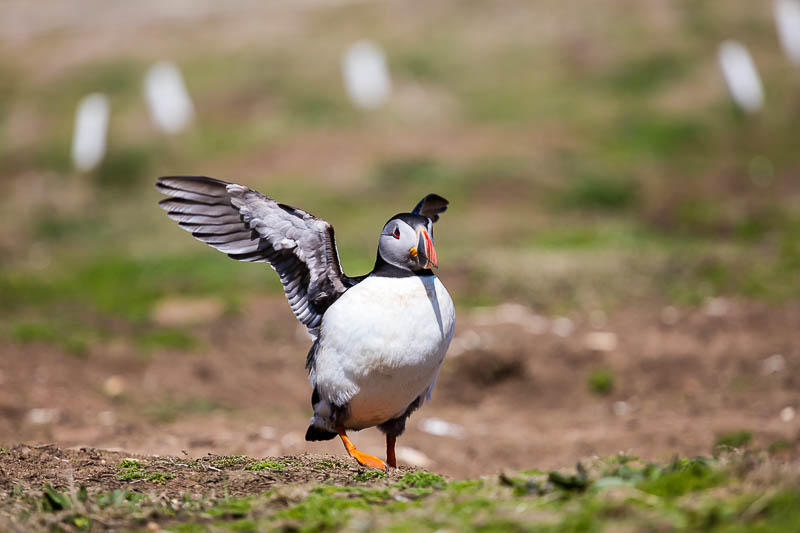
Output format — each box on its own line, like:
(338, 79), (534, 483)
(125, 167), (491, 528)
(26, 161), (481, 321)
(378, 213), (438, 271)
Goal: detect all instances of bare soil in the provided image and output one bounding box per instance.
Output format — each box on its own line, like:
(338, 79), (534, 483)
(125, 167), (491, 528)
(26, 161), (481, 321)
(0, 445), (416, 499)
(2, 297), (799, 480)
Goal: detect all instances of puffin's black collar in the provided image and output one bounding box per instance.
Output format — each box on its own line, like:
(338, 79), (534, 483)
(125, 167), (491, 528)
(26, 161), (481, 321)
(371, 251), (434, 278)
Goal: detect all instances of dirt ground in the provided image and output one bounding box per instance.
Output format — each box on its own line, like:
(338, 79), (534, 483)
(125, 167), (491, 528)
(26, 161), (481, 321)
(0, 445), (417, 499)
(2, 297), (798, 479)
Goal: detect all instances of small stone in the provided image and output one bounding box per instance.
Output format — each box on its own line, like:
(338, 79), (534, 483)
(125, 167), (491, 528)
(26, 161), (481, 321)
(525, 315), (548, 335)
(418, 417), (466, 439)
(103, 375), (126, 398)
(762, 354), (786, 375)
(704, 297), (729, 317)
(660, 306), (679, 326)
(152, 297), (224, 327)
(780, 406), (796, 422)
(281, 432), (301, 448)
(27, 408), (58, 425)
(613, 401), (631, 417)
(552, 317), (575, 338)
(395, 446), (432, 468)
(584, 331), (618, 352)
(98, 411), (114, 426)
(258, 426), (276, 440)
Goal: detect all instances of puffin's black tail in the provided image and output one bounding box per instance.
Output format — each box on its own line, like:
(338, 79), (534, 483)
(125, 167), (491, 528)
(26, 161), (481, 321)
(305, 425), (337, 441)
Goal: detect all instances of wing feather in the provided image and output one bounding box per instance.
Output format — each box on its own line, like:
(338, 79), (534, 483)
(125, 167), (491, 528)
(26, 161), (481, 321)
(157, 176), (356, 338)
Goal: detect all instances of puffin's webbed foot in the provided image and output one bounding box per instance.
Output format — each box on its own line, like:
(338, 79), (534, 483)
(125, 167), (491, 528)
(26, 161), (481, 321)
(337, 427), (389, 472)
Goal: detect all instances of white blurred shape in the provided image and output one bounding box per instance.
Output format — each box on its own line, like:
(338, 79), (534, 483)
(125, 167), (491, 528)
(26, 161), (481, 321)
(762, 353), (786, 375)
(144, 61), (194, 133)
(102, 375), (126, 398)
(98, 411), (115, 426)
(552, 317), (575, 338)
(71, 93), (109, 171)
(613, 401), (632, 417)
(704, 297), (729, 317)
(775, 0), (800, 65)
(28, 408), (58, 425)
(395, 446), (431, 467)
(584, 331), (618, 352)
(780, 406), (796, 422)
(280, 432), (301, 448)
(342, 40), (391, 109)
(718, 40), (764, 113)
(418, 417), (466, 439)
(660, 305), (679, 326)
(258, 426), (277, 440)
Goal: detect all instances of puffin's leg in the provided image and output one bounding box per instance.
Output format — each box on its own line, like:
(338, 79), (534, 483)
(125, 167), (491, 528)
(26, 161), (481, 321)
(337, 427), (388, 472)
(386, 435), (397, 468)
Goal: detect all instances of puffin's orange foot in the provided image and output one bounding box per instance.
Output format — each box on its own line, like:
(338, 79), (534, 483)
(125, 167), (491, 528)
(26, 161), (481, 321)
(349, 448), (389, 471)
(337, 427), (389, 472)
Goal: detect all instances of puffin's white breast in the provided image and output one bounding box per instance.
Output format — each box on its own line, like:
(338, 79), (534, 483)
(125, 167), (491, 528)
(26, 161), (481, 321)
(314, 274), (455, 429)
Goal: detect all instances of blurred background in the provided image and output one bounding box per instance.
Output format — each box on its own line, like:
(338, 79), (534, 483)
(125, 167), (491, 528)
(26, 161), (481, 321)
(1, 1), (798, 477)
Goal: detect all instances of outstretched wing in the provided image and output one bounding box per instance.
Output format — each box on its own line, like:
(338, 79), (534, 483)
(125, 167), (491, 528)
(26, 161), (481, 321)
(156, 176), (356, 338)
(412, 193), (449, 222)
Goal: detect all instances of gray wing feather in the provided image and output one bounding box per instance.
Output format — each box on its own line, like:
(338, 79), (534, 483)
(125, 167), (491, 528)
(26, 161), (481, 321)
(156, 176), (353, 338)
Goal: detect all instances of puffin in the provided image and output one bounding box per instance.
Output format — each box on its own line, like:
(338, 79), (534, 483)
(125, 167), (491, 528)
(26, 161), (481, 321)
(156, 176), (455, 471)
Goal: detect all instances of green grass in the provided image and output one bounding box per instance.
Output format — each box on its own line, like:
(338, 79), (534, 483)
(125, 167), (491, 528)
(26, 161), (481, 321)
(9, 321), (57, 343)
(212, 455), (250, 468)
(136, 328), (198, 352)
(116, 459), (174, 484)
(8, 320), (94, 357)
(636, 457), (726, 499)
(244, 460), (285, 472)
(353, 470), (387, 482)
(5, 454), (800, 532)
(715, 430), (754, 450)
(556, 174), (639, 212)
(587, 368), (615, 396)
(399, 471), (447, 489)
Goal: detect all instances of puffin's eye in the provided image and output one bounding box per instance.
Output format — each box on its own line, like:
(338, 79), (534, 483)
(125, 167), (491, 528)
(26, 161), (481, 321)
(392, 227), (401, 239)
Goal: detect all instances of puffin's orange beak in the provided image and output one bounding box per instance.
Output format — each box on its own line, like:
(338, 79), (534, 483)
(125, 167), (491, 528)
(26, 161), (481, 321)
(417, 228), (438, 269)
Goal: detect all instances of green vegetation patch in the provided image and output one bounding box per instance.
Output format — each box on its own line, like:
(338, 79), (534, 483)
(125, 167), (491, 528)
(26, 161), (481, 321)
(602, 52), (690, 95)
(399, 471), (447, 489)
(9, 321), (57, 343)
(244, 460), (285, 472)
(116, 458), (174, 484)
(136, 328), (198, 352)
(587, 368), (615, 395)
(353, 470), (387, 482)
(636, 457), (726, 499)
(715, 429), (754, 450)
(557, 174), (639, 212)
(211, 455), (250, 468)
(278, 486), (393, 531)
(4, 453), (800, 532)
